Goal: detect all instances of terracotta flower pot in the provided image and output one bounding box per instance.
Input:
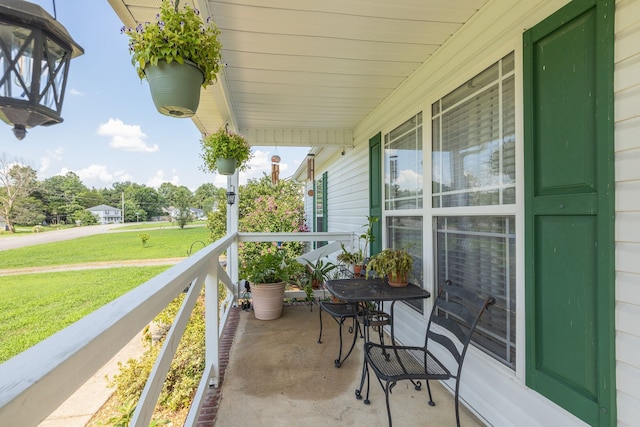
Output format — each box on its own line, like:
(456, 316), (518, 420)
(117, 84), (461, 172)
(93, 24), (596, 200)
(387, 272), (409, 287)
(250, 282), (286, 320)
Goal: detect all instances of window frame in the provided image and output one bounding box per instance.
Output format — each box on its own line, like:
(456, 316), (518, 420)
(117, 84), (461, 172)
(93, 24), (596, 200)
(429, 52), (518, 370)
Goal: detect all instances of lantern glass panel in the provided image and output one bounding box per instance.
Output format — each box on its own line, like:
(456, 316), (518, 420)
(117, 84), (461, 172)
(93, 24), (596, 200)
(0, 25), (34, 99)
(40, 37), (66, 110)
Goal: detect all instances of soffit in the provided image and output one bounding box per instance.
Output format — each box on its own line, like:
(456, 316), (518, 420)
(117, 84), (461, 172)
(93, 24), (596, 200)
(108, 0), (488, 146)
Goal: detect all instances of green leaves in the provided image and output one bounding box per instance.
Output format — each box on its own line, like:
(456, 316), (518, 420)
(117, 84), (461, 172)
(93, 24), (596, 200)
(123, 0), (222, 87)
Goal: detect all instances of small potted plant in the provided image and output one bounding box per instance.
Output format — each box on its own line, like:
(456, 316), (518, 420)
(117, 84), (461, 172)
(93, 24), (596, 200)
(243, 249), (303, 320)
(200, 126), (253, 175)
(366, 247), (414, 287)
(303, 258), (336, 289)
(122, 0), (222, 117)
(336, 216), (378, 276)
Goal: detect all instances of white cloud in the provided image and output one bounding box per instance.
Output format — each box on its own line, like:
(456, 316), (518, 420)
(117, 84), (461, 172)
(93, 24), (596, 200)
(147, 170), (180, 188)
(69, 88), (84, 96)
(60, 165), (112, 184)
(394, 169), (423, 191)
(114, 170), (133, 182)
(39, 147), (64, 173)
(97, 118), (159, 152)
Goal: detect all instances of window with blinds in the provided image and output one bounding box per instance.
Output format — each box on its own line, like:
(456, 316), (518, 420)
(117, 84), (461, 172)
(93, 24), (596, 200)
(384, 113), (423, 210)
(387, 216), (424, 313)
(434, 216), (516, 368)
(431, 52), (517, 369)
(432, 53), (515, 208)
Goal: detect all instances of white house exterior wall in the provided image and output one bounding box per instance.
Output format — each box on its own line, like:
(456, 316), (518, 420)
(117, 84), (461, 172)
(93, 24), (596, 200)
(313, 0), (636, 426)
(614, 0), (640, 426)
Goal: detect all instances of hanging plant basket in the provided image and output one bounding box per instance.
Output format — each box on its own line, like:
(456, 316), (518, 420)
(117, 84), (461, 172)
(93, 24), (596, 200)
(216, 157), (238, 175)
(145, 59), (204, 117)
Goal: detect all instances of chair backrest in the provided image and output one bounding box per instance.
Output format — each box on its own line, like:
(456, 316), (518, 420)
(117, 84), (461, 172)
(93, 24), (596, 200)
(425, 280), (495, 378)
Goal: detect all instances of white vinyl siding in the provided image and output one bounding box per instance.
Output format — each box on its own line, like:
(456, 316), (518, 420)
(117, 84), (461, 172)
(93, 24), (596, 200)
(614, 0), (640, 425)
(308, 1), (640, 426)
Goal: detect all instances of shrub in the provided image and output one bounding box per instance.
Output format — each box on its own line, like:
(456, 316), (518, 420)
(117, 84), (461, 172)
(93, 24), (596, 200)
(108, 291), (205, 414)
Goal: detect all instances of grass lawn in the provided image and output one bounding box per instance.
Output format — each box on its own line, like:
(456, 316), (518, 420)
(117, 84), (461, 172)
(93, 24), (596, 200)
(0, 227), (211, 269)
(0, 266), (170, 363)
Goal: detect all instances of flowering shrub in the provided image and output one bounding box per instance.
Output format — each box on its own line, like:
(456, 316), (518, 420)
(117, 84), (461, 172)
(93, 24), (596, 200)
(206, 175), (308, 275)
(122, 0), (222, 87)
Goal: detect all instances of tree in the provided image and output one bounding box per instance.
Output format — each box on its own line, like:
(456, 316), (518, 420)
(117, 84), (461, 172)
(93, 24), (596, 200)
(0, 156), (38, 232)
(193, 183), (217, 213)
(72, 209), (99, 226)
(173, 186), (194, 229)
(40, 172), (89, 224)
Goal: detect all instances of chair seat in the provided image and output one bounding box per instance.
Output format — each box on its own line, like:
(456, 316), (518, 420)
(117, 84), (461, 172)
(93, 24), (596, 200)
(319, 302), (359, 318)
(365, 343), (451, 381)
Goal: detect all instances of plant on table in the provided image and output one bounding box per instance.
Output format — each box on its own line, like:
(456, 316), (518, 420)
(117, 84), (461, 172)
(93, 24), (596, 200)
(366, 247), (414, 287)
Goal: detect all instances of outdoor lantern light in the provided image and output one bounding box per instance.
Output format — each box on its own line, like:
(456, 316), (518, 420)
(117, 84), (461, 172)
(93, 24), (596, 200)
(226, 185), (236, 205)
(0, 0), (84, 140)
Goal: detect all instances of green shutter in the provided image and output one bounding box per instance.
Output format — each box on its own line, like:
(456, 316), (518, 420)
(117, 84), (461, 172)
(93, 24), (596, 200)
(369, 133), (382, 256)
(523, 0), (615, 425)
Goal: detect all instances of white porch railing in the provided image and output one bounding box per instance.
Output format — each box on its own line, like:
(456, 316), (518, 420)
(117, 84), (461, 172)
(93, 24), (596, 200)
(0, 231), (354, 427)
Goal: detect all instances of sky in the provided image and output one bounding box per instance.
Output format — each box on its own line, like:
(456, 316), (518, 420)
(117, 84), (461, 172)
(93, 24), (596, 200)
(1, 0), (310, 191)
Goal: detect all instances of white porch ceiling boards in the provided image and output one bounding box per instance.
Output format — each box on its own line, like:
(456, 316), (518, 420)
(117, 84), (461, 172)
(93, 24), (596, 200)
(109, 0), (488, 146)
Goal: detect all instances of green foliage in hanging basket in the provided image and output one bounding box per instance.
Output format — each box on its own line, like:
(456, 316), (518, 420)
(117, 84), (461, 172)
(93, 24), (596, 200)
(199, 127), (253, 173)
(122, 0), (222, 88)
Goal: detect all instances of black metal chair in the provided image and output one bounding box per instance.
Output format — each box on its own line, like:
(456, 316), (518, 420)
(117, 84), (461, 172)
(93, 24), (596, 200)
(317, 301), (360, 367)
(363, 281), (495, 427)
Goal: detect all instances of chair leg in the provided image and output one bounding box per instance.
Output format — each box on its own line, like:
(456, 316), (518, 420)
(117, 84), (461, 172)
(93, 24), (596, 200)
(384, 381), (394, 427)
(425, 380), (435, 406)
(317, 305), (324, 344)
(454, 382), (461, 427)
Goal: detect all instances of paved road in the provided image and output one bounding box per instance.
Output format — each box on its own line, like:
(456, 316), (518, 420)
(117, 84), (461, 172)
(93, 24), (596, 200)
(0, 224), (126, 252)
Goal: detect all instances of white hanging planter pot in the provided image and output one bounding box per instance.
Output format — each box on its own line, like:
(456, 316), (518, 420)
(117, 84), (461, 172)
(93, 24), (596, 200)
(145, 59), (204, 117)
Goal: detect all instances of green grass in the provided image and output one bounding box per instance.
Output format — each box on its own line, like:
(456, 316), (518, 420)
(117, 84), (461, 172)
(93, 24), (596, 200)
(115, 221), (177, 230)
(0, 227), (210, 269)
(0, 266), (170, 363)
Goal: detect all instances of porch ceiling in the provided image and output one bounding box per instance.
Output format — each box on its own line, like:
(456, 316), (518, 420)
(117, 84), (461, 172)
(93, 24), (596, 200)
(108, 0), (487, 147)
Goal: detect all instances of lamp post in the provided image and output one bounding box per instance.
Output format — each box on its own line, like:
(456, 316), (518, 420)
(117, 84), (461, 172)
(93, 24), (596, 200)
(0, 0), (83, 140)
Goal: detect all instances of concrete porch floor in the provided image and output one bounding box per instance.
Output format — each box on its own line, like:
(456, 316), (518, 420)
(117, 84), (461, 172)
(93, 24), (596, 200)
(201, 303), (486, 427)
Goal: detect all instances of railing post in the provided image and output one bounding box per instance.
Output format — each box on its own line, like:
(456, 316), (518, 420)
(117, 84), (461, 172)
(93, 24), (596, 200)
(227, 174), (240, 299)
(205, 260), (220, 387)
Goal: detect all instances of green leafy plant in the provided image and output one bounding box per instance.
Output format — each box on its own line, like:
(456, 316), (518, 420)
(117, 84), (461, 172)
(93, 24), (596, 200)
(138, 232), (150, 246)
(242, 248), (303, 284)
(108, 292), (205, 416)
(366, 247), (414, 284)
(303, 258), (336, 289)
(336, 216), (378, 266)
(122, 0), (222, 87)
(200, 126), (253, 173)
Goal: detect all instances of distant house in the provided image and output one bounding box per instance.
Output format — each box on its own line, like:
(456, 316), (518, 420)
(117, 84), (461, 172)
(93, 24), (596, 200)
(86, 205), (123, 224)
(190, 208), (206, 220)
(163, 207), (207, 221)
